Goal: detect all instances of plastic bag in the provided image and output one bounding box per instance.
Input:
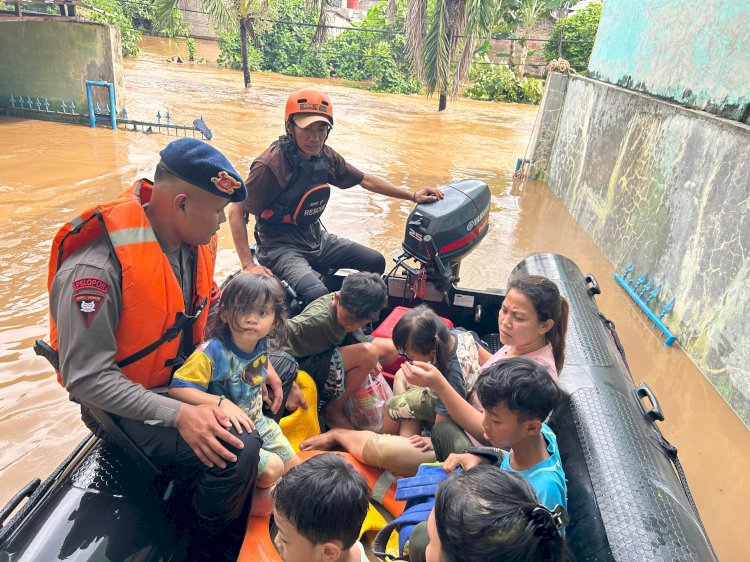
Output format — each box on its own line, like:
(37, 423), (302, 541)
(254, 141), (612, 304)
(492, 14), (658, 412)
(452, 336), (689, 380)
(345, 372), (393, 432)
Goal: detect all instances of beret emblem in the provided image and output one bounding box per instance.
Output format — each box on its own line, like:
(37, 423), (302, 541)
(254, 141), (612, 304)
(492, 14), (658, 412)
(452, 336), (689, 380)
(211, 171), (241, 195)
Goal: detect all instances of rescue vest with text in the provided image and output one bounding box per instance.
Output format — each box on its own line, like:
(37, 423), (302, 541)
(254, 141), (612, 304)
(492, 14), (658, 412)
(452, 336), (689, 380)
(259, 150), (330, 227)
(48, 179), (217, 390)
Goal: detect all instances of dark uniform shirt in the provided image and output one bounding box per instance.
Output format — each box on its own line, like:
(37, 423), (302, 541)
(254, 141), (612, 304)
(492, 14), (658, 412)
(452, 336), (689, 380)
(239, 142), (365, 251)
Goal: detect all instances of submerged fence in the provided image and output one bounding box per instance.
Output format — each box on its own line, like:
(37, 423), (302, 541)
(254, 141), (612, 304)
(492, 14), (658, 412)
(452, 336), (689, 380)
(4, 93), (212, 139)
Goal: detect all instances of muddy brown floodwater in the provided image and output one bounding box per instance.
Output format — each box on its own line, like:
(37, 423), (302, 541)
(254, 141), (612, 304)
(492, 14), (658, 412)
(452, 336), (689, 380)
(0, 36), (747, 560)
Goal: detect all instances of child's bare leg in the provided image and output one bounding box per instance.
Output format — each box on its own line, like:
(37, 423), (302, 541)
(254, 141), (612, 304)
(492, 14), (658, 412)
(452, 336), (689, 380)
(370, 337), (398, 368)
(398, 419), (422, 438)
(252, 453), (284, 516)
(251, 487), (275, 517)
(325, 343), (378, 429)
(381, 413), (400, 435)
(393, 369), (410, 394)
(257, 453), (284, 488)
(283, 455), (301, 474)
(299, 428), (377, 466)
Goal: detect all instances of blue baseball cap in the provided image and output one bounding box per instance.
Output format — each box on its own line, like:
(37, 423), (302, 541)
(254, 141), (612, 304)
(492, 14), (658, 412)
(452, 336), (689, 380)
(158, 138), (247, 203)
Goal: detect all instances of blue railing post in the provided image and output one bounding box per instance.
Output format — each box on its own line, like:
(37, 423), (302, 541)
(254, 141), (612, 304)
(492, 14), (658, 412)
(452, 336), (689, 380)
(86, 82), (95, 127)
(614, 263), (677, 346)
(85, 80), (117, 130)
(515, 157), (531, 173)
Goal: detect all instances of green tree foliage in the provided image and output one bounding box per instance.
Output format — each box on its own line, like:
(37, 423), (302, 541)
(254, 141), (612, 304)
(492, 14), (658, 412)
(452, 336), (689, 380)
(216, 0), (332, 78)
(81, 0), (143, 57)
(327, 0), (420, 93)
(217, 0), (420, 93)
(254, 0), (321, 74)
(217, 31), (263, 70)
(543, 2), (602, 70)
(513, 0), (570, 77)
(463, 60), (544, 103)
(413, 0), (499, 109)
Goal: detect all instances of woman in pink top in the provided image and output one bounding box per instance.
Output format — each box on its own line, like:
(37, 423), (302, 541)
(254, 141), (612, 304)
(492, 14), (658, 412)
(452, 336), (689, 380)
(404, 274), (569, 459)
(481, 275), (568, 380)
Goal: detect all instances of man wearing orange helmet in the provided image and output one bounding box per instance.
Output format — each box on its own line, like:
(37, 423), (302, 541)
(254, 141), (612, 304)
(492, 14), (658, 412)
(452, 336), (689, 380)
(229, 87), (443, 305)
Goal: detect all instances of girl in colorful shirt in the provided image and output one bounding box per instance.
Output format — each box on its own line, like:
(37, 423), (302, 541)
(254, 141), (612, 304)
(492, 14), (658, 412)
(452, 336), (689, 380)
(170, 273), (300, 507)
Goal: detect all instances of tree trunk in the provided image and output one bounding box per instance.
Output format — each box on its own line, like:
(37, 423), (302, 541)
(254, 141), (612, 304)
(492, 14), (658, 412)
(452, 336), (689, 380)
(240, 17), (251, 88)
(517, 39), (528, 78)
(438, 91), (447, 111)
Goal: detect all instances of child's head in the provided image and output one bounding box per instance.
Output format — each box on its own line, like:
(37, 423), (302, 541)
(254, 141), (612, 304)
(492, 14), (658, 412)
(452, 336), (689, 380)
(209, 272), (288, 347)
(502, 275), (569, 372)
(427, 465), (568, 562)
(391, 304), (451, 370)
(475, 357), (561, 449)
(273, 453), (370, 562)
(333, 272), (387, 332)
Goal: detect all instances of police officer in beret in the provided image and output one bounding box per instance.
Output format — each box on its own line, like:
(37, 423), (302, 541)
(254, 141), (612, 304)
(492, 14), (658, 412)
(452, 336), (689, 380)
(46, 138), (270, 553)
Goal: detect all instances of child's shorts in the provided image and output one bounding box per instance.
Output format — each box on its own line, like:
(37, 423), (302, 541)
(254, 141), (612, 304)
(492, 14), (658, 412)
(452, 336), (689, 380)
(300, 347), (346, 410)
(386, 387), (437, 423)
(256, 415), (296, 473)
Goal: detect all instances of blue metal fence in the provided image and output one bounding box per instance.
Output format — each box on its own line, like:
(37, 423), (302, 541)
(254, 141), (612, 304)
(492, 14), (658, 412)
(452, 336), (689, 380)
(614, 262), (677, 346)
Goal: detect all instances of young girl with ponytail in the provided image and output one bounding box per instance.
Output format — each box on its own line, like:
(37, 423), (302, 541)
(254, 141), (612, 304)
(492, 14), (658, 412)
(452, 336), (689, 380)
(424, 465), (569, 562)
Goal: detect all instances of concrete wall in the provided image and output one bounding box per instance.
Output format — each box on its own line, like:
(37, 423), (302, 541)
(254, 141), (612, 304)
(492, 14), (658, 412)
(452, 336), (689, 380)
(179, 0), (216, 39)
(0, 20), (124, 113)
(588, 0), (750, 123)
(530, 73), (750, 423)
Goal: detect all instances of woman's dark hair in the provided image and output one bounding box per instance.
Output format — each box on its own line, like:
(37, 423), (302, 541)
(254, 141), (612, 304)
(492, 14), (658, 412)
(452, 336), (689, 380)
(338, 272), (388, 322)
(507, 275), (569, 373)
(475, 357), (561, 422)
(208, 272), (288, 348)
(273, 453), (369, 549)
(391, 304), (452, 372)
(435, 465), (569, 562)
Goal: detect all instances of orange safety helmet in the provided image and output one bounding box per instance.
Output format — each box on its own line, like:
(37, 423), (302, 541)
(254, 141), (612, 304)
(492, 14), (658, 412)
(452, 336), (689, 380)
(284, 88), (334, 127)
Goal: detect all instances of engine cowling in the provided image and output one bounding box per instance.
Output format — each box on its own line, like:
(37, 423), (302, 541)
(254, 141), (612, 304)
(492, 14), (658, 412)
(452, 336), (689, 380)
(402, 179), (490, 269)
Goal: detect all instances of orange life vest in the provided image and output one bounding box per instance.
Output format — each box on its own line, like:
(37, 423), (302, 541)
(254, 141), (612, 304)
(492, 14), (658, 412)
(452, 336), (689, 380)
(48, 179), (217, 389)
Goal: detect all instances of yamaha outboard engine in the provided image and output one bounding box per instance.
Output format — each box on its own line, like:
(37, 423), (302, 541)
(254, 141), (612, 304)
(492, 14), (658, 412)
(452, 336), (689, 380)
(394, 179), (490, 304)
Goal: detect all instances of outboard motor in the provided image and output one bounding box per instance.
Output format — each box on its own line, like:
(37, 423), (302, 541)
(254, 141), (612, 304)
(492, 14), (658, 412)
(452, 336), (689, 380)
(397, 179), (490, 303)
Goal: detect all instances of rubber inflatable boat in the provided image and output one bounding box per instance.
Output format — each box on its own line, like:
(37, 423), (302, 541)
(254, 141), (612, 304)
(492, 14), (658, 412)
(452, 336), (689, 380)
(0, 180), (716, 561)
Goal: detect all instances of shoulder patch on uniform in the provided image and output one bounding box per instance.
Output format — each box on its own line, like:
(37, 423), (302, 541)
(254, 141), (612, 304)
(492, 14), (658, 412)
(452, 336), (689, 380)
(72, 277), (111, 294)
(74, 293), (106, 328)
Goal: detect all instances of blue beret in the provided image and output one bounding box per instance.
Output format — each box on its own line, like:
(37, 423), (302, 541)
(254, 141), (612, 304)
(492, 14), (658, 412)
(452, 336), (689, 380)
(158, 138), (247, 203)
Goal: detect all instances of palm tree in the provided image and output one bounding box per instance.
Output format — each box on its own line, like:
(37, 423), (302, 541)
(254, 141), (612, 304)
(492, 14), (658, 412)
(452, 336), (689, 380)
(514, 0), (569, 78)
(306, 0), (335, 44)
(406, 0), (501, 111)
(155, 0), (265, 88)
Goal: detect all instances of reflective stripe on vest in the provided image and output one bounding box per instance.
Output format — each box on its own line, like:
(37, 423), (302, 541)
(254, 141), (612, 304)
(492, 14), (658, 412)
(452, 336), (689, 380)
(109, 227), (158, 248)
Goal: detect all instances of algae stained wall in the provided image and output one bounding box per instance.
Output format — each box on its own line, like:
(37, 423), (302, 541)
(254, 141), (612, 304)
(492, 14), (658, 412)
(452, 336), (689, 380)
(0, 20), (124, 113)
(531, 73), (750, 423)
(587, 0), (750, 123)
